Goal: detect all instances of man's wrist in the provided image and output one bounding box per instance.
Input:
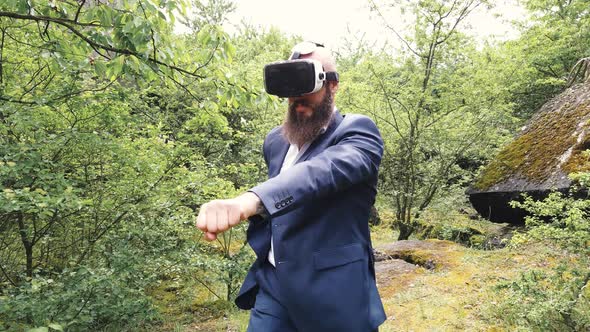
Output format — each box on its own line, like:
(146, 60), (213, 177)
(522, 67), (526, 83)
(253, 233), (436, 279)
(236, 192), (266, 220)
(255, 201), (269, 219)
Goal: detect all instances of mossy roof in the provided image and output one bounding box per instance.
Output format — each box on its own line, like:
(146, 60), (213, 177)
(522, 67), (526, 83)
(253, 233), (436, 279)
(470, 83), (590, 193)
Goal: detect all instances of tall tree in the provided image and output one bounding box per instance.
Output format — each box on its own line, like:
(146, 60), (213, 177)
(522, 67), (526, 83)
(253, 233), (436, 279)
(350, 0), (513, 239)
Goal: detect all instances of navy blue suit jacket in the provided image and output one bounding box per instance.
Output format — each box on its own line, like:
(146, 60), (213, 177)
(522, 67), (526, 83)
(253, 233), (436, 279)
(235, 111), (386, 331)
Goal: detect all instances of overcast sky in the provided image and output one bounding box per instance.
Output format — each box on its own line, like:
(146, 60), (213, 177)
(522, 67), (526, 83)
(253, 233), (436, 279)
(224, 0), (527, 52)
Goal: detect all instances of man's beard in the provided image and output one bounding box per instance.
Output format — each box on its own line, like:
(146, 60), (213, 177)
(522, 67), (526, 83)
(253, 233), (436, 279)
(282, 90), (334, 146)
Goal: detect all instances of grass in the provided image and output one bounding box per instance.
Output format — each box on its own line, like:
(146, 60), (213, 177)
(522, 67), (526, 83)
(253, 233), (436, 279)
(377, 237), (565, 331)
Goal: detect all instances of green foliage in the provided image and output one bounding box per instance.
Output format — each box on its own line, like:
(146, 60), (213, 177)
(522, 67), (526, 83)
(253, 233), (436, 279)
(494, 261), (590, 331)
(0, 1), (284, 330)
(0, 265), (158, 331)
(490, 178), (590, 330)
(0, 0), (198, 98)
(503, 0), (590, 118)
(510, 190), (590, 250)
(183, 0), (236, 30)
(192, 224), (255, 301)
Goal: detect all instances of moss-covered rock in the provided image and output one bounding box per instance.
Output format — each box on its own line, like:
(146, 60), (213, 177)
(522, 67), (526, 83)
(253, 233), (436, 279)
(469, 82), (590, 223)
(413, 211), (514, 248)
(372, 238), (575, 331)
(376, 239), (460, 270)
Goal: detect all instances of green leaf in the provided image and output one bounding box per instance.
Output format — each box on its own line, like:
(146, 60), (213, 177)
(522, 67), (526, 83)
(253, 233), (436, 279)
(26, 328), (48, 332)
(94, 60), (107, 77)
(48, 323), (64, 331)
(98, 7), (113, 26)
(133, 16), (144, 28)
(16, 0), (29, 13)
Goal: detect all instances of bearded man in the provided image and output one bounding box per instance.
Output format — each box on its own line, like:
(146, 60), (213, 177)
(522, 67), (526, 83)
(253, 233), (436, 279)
(196, 42), (386, 332)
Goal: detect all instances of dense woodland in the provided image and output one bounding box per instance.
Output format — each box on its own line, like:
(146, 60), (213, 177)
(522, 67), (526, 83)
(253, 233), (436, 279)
(0, 0), (589, 331)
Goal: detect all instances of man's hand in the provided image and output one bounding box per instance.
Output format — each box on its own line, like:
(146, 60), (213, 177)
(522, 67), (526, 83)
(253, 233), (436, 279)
(196, 192), (262, 241)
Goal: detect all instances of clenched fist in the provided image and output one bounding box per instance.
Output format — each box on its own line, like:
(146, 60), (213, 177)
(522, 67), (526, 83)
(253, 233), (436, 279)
(196, 192), (262, 241)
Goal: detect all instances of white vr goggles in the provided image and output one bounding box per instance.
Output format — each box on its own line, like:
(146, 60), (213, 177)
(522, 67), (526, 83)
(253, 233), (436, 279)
(263, 41), (339, 98)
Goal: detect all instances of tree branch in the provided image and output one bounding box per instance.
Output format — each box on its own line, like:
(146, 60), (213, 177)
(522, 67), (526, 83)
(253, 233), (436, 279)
(368, 0), (424, 58)
(74, 0), (86, 23)
(0, 11), (205, 79)
(0, 27), (4, 85)
(0, 261), (17, 286)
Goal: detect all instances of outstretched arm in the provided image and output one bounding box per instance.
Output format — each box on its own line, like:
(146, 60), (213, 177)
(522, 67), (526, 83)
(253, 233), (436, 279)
(251, 115), (383, 218)
(195, 129), (274, 241)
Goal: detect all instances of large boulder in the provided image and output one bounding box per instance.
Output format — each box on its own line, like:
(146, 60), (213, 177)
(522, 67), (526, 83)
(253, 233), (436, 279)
(468, 82), (590, 223)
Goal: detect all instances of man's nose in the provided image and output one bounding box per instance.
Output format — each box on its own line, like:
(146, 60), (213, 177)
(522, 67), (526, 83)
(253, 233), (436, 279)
(289, 96), (304, 103)
(289, 94), (314, 104)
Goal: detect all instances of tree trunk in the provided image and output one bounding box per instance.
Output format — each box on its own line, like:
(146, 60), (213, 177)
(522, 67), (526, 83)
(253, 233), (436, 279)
(17, 213), (33, 278)
(397, 221), (414, 240)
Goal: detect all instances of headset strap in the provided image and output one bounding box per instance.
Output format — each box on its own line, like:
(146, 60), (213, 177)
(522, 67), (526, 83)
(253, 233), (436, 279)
(326, 72), (339, 82)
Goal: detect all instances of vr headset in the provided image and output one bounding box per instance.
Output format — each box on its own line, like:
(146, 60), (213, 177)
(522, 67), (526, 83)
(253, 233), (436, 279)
(263, 42), (339, 98)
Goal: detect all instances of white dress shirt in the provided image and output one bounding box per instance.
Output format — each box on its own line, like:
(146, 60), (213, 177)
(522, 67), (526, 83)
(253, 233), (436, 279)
(267, 141), (312, 266)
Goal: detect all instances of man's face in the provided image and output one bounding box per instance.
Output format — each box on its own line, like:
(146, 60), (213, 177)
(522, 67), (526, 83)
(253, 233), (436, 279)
(282, 84), (334, 146)
(286, 52), (337, 120)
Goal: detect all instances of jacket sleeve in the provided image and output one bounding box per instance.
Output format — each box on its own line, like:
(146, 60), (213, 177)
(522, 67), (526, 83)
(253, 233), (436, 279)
(249, 115), (383, 217)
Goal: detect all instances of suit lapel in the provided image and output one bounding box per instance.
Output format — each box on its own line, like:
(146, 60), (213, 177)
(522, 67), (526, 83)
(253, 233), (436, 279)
(267, 132), (290, 178)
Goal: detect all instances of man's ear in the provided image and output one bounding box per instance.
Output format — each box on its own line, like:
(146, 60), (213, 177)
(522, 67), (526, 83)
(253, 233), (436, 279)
(328, 82), (339, 94)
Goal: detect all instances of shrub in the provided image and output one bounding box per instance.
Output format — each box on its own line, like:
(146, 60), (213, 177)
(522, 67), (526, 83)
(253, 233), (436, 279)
(490, 177), (590, 331)
(494, 261), (589, 331)
(0, 266), (158, 331)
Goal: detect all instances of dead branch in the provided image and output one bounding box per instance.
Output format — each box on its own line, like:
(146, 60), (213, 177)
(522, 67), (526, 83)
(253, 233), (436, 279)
(566, 57), (590, 87)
